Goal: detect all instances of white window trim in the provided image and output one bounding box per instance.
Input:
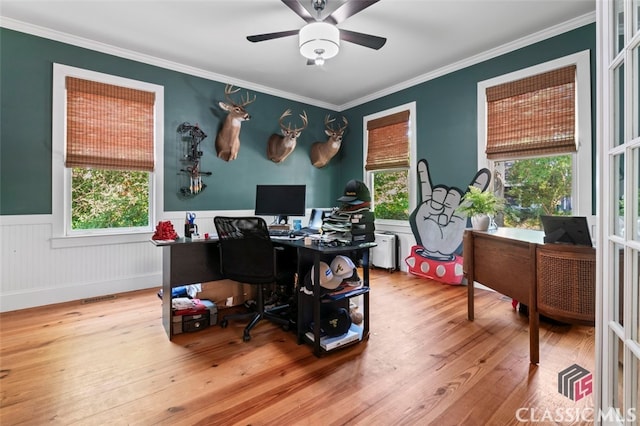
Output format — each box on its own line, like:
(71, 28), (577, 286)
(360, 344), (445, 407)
(362, 101), (417, 227)
(51, 63), (164, 248)
(477, 50), (592, 219)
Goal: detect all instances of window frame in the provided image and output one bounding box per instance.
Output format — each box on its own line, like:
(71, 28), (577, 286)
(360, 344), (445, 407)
(363, 101), (417, 226)
(51, 63), (164, 248)
(477, 50), (592, 218)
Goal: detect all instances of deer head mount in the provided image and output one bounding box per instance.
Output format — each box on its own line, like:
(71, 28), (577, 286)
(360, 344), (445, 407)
(214, 84), (256, 162)
(310, 115), (348, 168)
(267, 109), (308, 163)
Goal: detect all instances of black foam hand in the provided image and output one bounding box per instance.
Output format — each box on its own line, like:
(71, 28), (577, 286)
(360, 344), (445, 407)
(409, 159), (490, 260)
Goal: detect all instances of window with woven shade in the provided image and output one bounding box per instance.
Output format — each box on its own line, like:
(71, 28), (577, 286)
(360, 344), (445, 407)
(477, 51), (592, 230)
(52, 63), (164, 241)
(65, 77), (155, 171)
(485, 65), (577, 160)
(364, 104), (415, 221)
(365, 110), (410, 171)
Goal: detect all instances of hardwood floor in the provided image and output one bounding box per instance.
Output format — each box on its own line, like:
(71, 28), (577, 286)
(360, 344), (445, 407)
(1, 270), (595, 425)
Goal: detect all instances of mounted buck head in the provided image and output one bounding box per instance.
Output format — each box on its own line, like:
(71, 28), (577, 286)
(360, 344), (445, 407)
(214, 84), (256, 162)
(310, 115), (348, 168)
(267, 109), (308, 163)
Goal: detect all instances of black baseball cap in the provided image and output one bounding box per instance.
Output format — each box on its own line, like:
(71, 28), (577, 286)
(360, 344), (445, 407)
(337, 180), (371, 204)
(321, 307), (352, 337)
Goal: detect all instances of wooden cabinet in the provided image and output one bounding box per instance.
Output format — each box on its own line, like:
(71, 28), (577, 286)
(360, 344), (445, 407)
(536, 243), (595, 325)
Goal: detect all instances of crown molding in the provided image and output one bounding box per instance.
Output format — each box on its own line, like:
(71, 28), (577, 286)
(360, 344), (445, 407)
(338, 11), (596, 111)
(1, 11), (595, 113)
(0, 16), (339, 111)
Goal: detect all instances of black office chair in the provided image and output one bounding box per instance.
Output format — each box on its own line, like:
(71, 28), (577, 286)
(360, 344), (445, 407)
(214, 216), (291, 341)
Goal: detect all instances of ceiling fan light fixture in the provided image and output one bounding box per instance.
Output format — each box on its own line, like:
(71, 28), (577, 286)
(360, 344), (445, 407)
(299, 22), (339, 61)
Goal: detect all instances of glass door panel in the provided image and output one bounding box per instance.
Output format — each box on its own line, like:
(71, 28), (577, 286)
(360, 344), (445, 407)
(616, 242), (626, 326)
(635, 45), (640, 139)
(615, 63), (626, 147)
(635, 249), (640, 343)
(635, 147), (640, 242)
(615, 0), (625, 55)
(615, 153), (626, 237)
(613, 334), (625, 412)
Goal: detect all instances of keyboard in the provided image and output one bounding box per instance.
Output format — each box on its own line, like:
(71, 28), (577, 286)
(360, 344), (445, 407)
(268, 229), (291, 237)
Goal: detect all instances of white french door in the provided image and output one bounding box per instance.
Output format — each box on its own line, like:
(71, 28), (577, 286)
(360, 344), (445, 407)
(598, 0), (640, 424)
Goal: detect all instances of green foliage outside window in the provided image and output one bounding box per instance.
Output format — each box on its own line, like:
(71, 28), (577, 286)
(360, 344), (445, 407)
(502, 155), (572, 229)
(71, 168), (149, 230)
(372, 170), (409, 220)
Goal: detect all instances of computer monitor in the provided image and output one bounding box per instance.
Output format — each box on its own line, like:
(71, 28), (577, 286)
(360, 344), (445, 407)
(255, 184), (306, 224)
(540, 215), (593, 246)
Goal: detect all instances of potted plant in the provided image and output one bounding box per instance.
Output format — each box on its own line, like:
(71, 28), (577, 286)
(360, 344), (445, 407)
(457, 186), (504, 231)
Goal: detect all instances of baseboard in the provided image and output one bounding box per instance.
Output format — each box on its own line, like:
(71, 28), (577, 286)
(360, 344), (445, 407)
(0, 273), (162, 312)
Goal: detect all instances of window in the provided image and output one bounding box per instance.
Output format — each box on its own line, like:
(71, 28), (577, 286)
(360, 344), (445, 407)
(363, 102), (416, 222)
(52, 64), (164, 247)
(477, 50), (592, 229)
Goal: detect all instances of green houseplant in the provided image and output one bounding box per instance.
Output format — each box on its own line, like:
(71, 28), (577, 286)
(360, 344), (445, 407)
(457, 186), (504, 231)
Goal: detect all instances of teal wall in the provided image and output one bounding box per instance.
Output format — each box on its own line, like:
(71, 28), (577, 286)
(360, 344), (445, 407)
(340, 23), (596, 210)
(0, 28), (342, 215)
(1, 23), (596, 216)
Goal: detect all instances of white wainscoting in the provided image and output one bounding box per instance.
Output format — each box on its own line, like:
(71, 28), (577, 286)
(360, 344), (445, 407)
(1, 211), (418, 312)
(0, 210), (253, 312)
(0, 215), (162, 312)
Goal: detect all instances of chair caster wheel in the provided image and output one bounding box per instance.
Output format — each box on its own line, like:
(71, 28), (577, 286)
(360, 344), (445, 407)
(220, 320), (228, 328)
(243, 333), (251, 342)
(282, 323), (290, 332)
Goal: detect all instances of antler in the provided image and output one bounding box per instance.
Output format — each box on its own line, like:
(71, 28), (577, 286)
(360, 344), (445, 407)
(278, 109), (293, 131)
(338, 116), (348, 132)
(224, 84), (256, 107)
(324, 115), (348, 133)
(279, 109), (308, 133)
(295, 110), (309, 133)
(324, 114), (336, 130)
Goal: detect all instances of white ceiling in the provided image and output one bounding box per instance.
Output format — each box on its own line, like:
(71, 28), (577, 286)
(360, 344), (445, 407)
(0, 0), (595, 110)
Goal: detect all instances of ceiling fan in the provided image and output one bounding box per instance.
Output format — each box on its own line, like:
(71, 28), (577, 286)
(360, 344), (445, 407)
(246, 0), (386, 65)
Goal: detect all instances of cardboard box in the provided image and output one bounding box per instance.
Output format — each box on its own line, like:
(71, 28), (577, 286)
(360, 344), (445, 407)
(197, 279), (257, 308)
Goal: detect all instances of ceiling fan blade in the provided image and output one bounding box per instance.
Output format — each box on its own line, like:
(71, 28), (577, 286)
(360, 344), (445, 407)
(281, 0), (316, 23)
(246, 29), (299, 43)
(340, 29), (386, 50)
(325, 0), (380, 25)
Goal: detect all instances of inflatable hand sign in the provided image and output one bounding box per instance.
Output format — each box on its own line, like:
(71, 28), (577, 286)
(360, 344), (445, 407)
(406, 159), (490, 284)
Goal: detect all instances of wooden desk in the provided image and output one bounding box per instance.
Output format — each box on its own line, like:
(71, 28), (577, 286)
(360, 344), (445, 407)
(152, 237), (375, 357)
(151, 238), (222, 340)
(463, 228), (543, 364)
(464, 228), (596, 365)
